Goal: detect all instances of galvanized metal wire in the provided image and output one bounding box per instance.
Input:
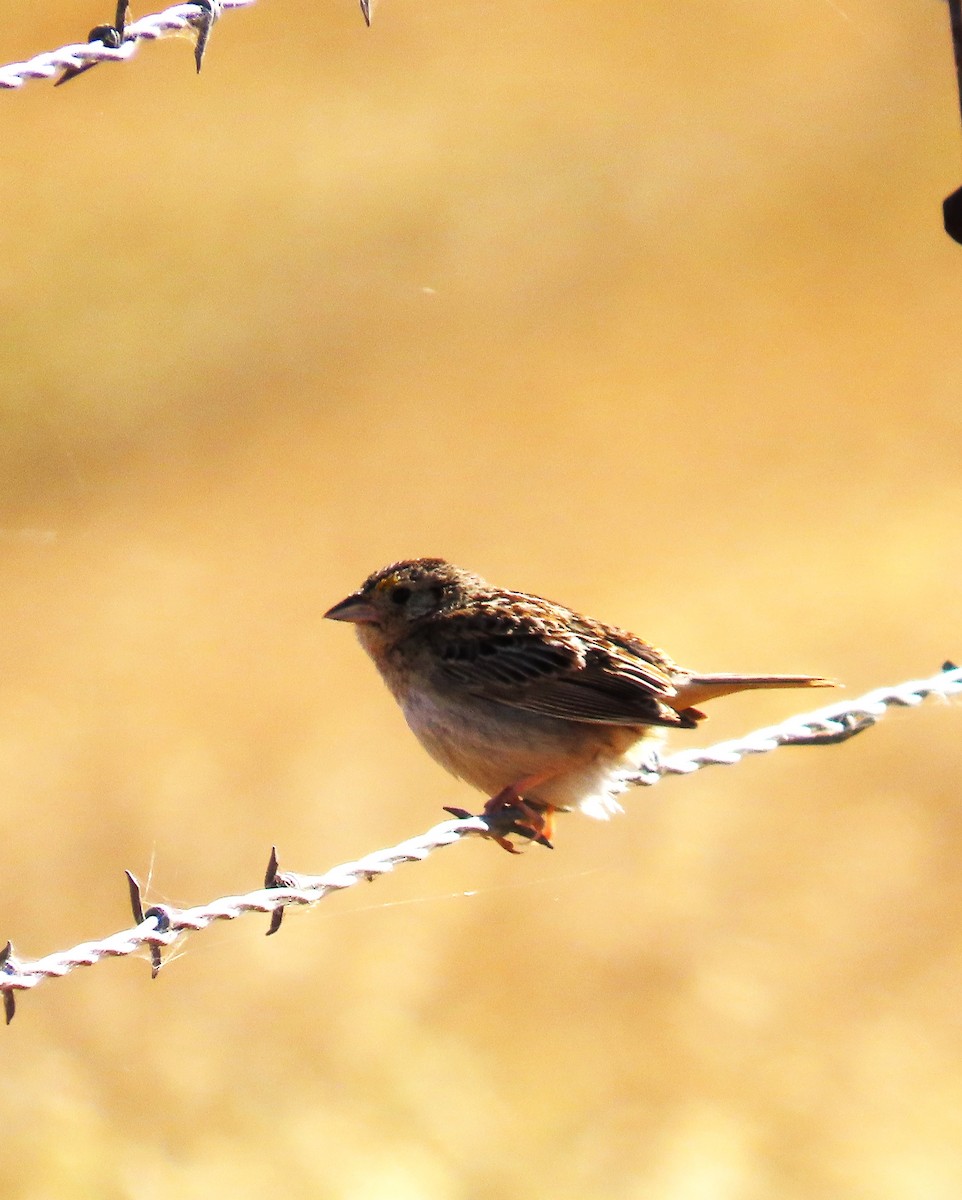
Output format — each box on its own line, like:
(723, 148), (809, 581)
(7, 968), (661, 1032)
(2, 664), (957, 1023)
(0, 0), (370, 90)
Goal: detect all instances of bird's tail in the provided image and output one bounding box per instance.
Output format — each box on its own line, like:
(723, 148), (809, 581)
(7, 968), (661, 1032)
(670, 673), (835, 721)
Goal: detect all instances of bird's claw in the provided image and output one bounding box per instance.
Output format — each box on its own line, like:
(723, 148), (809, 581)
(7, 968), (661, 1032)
(443, 796), (554, 853)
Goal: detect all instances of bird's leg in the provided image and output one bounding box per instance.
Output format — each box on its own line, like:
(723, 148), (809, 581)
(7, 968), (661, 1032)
(480, 783), (555, 853)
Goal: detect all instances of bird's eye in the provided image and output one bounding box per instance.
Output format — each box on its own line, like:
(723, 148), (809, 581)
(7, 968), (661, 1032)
(390, 585), (412, 605)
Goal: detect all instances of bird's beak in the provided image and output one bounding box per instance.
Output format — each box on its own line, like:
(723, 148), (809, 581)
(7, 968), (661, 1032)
(324, 594), (379, 625)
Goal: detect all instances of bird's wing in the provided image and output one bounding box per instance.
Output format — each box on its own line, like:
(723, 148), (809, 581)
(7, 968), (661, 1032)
(418, 606), (691, 728)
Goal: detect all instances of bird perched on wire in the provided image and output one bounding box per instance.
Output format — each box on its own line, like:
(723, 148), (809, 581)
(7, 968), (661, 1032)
(325, 559), (833, 851)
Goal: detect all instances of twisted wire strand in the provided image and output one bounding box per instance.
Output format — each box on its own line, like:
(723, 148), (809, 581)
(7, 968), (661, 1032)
(0, 3), (235, 89)
(0, 0), (371, 90)
(1, 665), (958, 1021)
(633, 666), (962, 784)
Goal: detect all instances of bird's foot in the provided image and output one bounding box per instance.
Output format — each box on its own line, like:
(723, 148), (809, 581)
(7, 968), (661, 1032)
(484, 788), (555, 852)
(443, 790), (555, 853)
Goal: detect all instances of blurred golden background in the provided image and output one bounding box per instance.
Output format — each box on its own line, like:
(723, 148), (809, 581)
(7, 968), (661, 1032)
(1, 1), (961, 1196)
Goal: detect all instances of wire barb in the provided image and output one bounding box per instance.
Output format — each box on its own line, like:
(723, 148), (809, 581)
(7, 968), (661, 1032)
(944, 0), (962, 241)
(189, 0), (220, 73)
(54, 9), (127, 87)
(125, 870), (164, 977)
(0, 942), (15, 1025)
(0, 664), (958, 1021)
(264, 846), (301, 936)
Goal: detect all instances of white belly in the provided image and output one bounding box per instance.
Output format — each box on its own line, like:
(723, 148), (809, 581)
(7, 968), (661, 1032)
(401, 687), (664, 819)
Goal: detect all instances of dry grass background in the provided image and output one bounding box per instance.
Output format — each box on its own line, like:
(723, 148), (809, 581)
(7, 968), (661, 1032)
(1, 1), (961, 1196)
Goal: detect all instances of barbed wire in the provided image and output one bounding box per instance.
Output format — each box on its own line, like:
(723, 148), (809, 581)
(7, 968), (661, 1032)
(0, 0), (371, 91)
(1, 663), (958, 1023)
(627, 665), (962, 784)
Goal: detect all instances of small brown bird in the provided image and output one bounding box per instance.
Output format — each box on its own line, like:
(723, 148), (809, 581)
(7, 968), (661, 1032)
(325, 559), (833, 850)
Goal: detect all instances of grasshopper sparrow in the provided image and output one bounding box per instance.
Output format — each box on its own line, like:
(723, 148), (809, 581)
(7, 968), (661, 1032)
(325, 559), (832, 850)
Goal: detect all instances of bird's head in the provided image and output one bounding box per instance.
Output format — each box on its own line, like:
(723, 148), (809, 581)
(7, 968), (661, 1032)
(324, 558), (482, 640)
